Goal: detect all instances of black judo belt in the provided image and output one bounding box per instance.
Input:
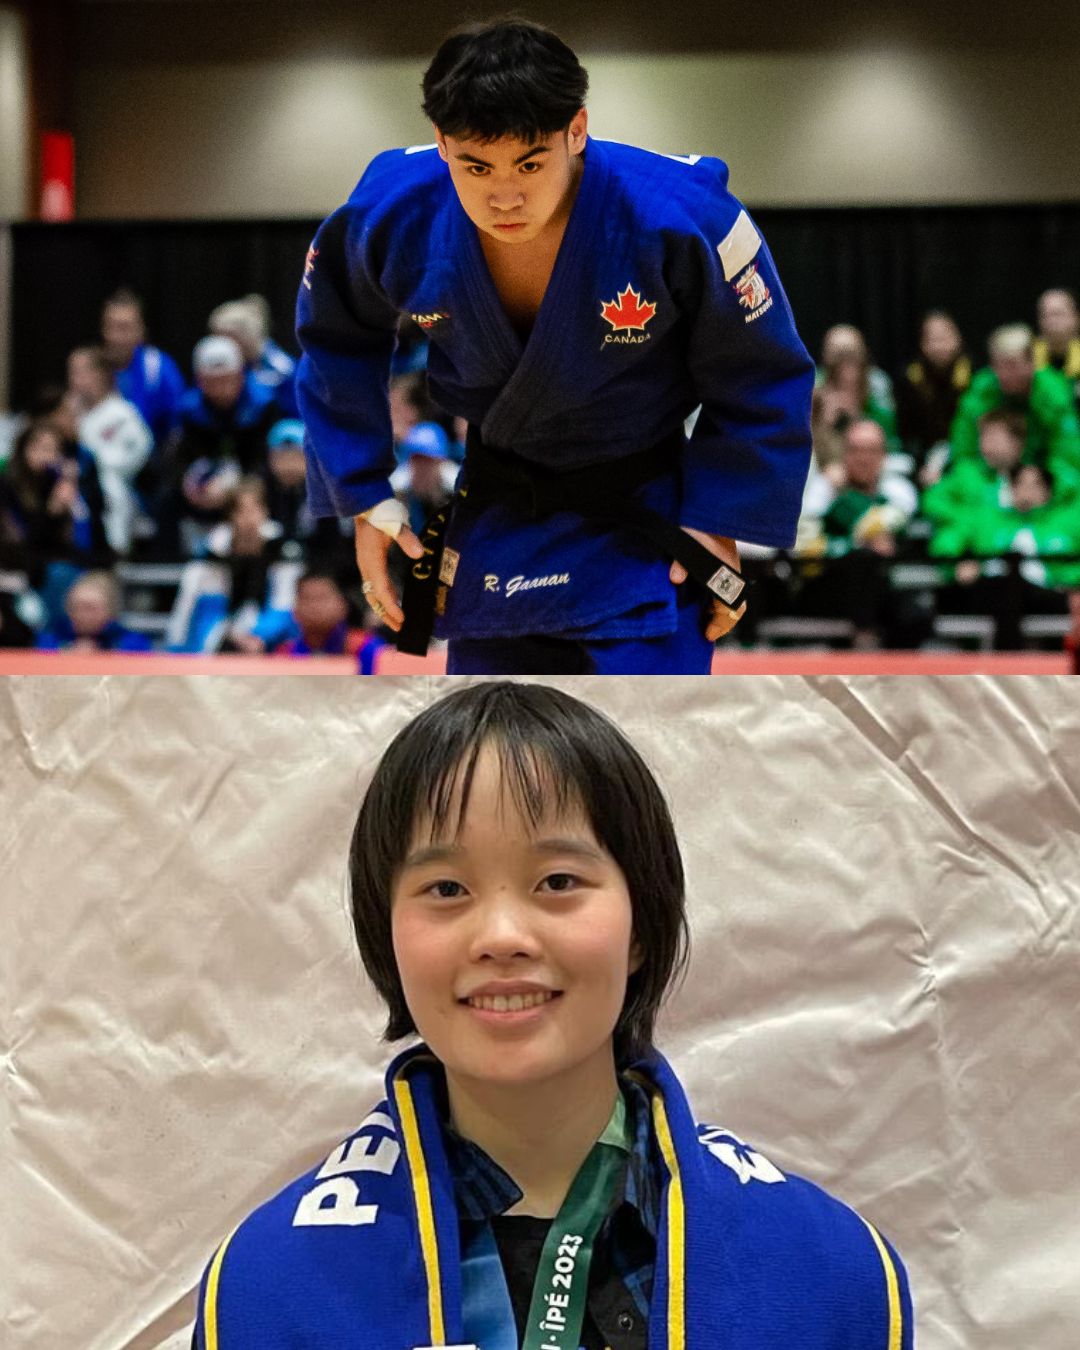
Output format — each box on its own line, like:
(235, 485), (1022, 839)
(396, 426), (748, 656)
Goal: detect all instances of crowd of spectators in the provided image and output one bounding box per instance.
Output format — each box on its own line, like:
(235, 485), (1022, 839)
(756, 290), (1080, 649)
(2, 283), (1079, 657)
(0, 290), (460, 660)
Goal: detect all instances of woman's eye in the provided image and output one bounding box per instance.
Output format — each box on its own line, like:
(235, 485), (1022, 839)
(429, 880), (465, 899)
(540, 873), (579, 893)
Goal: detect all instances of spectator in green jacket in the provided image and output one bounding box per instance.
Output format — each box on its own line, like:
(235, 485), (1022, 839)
(922, 408), (1027, 528)
(931, 462), (1079, 648)
(931, 462), (1080, 585)
(948, 323), (1080, 474)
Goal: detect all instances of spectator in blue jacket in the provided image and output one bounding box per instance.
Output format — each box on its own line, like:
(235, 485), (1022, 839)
(390, 420), (461, 538)
(209, 295), (298, 415)
(36, 570), (152, 652)
(156, 335), (283, 556)
(100, 288), (187, 449)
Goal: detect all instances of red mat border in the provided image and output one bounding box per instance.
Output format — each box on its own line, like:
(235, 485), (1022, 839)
(0, 650), (1069, 675)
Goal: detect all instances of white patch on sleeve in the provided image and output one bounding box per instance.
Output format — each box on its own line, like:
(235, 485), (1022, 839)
(717, 209), (762, 282)
(699, 1125), (786, 1184)
(404, 143), (437, 155)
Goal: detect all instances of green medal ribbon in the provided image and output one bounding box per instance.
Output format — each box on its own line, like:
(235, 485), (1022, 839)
(520, 1090), (632, 1350)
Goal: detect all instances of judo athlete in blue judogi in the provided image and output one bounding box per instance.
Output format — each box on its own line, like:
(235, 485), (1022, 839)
(295, 19), (815, 673)
(193, 683), (913, 1349)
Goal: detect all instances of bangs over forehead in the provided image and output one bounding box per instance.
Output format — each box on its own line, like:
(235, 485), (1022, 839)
(411, 725), (593, 850)
(356, 681), (670, 879)
(349, 682), (690, 1065)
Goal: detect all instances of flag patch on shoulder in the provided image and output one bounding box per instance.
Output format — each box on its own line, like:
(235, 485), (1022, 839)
(717, 209), (762, 281)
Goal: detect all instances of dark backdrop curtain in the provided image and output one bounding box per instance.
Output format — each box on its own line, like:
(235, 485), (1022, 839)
(8, 204), (1080, 410)
(9, 220), (314, 408)
(754, 203), (1080, 378)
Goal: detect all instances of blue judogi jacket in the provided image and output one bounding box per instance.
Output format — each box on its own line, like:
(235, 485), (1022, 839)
(295, 137), (814, 640)
(194, 1043), (913, 1349)
(116, 343), (187, 448)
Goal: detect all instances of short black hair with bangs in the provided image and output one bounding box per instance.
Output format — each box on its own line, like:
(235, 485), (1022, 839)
(420, 18), (588, 145)
(348, 681), (688, 1067)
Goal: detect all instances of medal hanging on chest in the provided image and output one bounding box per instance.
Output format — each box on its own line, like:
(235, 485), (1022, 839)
(461, 1090), (631, 1350)
(520, 1115), (627, 1350)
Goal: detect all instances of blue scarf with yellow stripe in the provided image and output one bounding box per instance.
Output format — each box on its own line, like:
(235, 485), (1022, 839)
(195, 1043), (912, 1349)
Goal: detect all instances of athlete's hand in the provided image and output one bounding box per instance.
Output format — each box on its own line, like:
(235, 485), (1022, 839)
(354, 515), (425, 632)
(669, 527), (747, 641)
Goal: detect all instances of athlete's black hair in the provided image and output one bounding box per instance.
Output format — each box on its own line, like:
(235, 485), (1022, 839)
(421, 18), (588, 144)
(349, 682), (689, 1067)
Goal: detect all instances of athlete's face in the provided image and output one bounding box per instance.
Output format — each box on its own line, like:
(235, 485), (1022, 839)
(434, 110), (588, 247)
(390, 745), (642, 1092)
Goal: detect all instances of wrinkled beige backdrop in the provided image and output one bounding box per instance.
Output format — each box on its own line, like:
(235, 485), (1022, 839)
(3, 676), (1078, 1350)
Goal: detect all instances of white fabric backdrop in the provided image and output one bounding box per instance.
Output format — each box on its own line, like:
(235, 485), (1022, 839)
(3, 675), (1078, 1349)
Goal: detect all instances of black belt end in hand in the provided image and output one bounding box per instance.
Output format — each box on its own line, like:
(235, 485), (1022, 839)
(396, 504), (452, 656)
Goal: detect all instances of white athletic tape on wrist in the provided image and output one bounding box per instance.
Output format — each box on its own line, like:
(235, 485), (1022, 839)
(360, 497), (408, 539)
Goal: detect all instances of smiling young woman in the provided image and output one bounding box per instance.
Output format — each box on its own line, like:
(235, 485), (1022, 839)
(192, 683), (912, 1350)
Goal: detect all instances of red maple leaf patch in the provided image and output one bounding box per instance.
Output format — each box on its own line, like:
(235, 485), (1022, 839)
(600, 285), (657, 332)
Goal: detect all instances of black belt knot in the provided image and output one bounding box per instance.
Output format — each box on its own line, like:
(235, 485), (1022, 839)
(395, 426), (747, 656)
